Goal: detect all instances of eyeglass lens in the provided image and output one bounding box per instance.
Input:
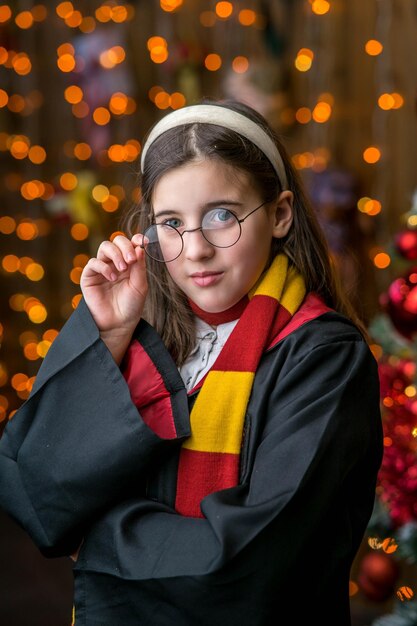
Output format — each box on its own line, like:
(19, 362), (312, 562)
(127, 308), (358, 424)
(143, 208), (242, 262)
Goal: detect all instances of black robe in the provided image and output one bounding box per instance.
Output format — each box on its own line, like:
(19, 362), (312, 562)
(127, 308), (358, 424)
(0, 297), (383, 625)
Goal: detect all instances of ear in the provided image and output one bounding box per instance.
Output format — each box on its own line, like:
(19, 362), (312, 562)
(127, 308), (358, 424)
(271, 190), (293, 238)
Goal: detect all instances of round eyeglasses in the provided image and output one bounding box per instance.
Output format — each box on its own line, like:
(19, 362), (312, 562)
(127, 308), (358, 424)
(141, 201), (268, 263)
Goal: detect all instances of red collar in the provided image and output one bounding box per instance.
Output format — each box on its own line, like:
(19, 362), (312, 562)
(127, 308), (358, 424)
(188, 296), (249, 326)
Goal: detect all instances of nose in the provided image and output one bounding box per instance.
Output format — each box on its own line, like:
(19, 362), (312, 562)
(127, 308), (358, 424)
(182, 228), (215, 261)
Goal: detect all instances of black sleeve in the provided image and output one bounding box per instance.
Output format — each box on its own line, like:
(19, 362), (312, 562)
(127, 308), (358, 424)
(0, 299), (190, 557)
(73, 332), (383, 581)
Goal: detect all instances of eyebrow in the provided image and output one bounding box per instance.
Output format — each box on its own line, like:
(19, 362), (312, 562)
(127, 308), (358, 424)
(153, 200), (244, 219)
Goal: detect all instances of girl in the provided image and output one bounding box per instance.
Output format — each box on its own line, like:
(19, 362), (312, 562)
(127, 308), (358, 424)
(0, 100), (382, 625)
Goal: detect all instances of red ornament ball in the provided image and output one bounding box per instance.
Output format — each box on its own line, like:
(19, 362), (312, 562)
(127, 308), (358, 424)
(395, 229), (417, 260)
(358, 552), (400, 602)
(383, 267), (417, 338)
(394, 229), (417, 261)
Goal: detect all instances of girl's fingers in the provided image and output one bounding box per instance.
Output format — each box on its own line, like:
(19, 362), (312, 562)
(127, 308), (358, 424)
(96, 241), (126, 272)
(82, 258), (118, 282)
(97, 237), (136, 270)
(112, 235), (139, 264)
(88, 236), (147, 283)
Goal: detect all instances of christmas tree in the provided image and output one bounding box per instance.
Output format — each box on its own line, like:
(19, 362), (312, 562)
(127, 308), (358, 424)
(358, 191), (417, 625)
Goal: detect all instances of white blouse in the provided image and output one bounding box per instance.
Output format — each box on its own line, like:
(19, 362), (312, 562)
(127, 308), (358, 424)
(179, 317), (239, 391)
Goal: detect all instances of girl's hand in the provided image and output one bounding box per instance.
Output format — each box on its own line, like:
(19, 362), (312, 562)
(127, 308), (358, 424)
(80, 234), (147, 361)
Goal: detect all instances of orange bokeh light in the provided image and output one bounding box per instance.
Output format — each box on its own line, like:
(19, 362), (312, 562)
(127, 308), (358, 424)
(57, 43), (75, 56)
(150, 46), (168, 64)
(112, 6), (128, 22)
(93, 107), (111, 125)
(65, 85), (83, 104)
(0, 216), (16, 234)
(43, 329), (59, 342)
(215, 2), (233, 18)
(232, 56), (249, 74)
(65, 9), (82, 27)
(32, 5), (48, 22)
(13, 53), (32, 75)
(312, 102), (332, 123)
(23, 342), (40, 361)
(160, 0), (183, 12)
(8, 94), (26, 113)
(2, 255), (20, 272)
(28, 145), (46, 164)
(60, 172), (78, 190)
(15, 11), (34, 29)
(295, 107), (312, 124)
(70, 267), (83, 284)
(56, 2), (74, 18)
(205, 53), (222, 71)
(0, 89), (8, 107)
(95, 5), (112, 22)
(10, 138), (30, 159)
(154, 91), (170, 109)
(72, 294), (82, 308)
(71, 223), (89, 241)
(373, 252), (391, 269)
(238, 9), (256, 26)
(73, 254), (89, 268)
(16, 221), (38, 240)
(72, 101), (89, 118)
(365, 39), (383, 56)
(311, 0), (330, 15)
(11, 373), (29, 391)
(170, 92), (186, 109)
(363, 146), (381, 164)
(109, 92), (128, 114)
(74, 143), (92, 160)
(57, 53), (76, 72)
(108, 144), (126, 162)
(102, 195), (119, 212)
(0, 5), (12, 22)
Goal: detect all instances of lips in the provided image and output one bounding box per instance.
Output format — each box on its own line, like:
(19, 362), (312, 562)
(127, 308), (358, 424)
(190, 271), (223, 287)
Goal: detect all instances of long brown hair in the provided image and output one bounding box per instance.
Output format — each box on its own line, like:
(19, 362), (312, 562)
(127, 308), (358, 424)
(123, 99), (368, 364)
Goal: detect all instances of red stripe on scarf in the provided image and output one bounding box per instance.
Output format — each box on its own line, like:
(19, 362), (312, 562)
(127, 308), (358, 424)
(176, 448), (240, 518)
(214, 296), (290, 372)
(267, 302), (295, 345)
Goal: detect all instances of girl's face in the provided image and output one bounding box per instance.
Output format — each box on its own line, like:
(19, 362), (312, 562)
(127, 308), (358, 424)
(151, 159), (293, 313)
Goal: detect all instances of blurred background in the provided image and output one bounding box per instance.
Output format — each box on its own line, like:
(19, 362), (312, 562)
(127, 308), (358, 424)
(1, 1), (417, 624)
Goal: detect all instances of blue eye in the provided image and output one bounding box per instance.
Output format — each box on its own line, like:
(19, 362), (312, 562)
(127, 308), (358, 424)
(162, 218), (182, 229)
(216, 209), (233, 222)
(203, 208), (235, 229)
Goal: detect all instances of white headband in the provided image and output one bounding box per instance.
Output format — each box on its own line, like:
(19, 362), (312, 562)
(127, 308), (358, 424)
(140, 104), (288, 190)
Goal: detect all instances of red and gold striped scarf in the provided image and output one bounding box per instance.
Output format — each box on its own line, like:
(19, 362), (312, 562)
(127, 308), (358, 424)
(175, 254), (306, 517)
